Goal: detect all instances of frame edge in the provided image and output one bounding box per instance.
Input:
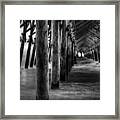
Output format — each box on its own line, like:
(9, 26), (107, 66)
(1, 0), (119, 119)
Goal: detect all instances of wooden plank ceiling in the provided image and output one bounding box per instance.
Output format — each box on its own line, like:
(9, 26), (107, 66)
(72, 20), (100, 52)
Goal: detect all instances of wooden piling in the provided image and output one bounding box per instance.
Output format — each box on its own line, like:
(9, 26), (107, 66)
(20, 21), (27, 66)
(51, 20), (60, 89)
(60, 20), (67, 82)
(36, 20), (49, 100)
(97, 46), (100, 62)
(92, 49), (95, 60)
(71, 41), (74, 66)
(25, 21), (35, 69)
(30, 38), (36, 67)
(65, 21), (69, 81)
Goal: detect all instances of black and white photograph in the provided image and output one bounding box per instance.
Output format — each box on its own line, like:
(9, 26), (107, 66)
(20, 20), (100, 100)
(2, 2), (117, 117)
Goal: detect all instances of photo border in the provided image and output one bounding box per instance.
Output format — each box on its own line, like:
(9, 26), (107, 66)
(0, 0), (119, 119)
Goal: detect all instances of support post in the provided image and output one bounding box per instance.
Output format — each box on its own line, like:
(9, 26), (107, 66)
(94, 48), (98, 61)
(60, 20), (67, 81)
(36, 20), (49, 100)
(65, 21), (69, 81)
(51, 20), (60, 89)
(67, 35), (71, 72)
(92, 49), (95, 60)
(30, 38), (36, 67)
(25, 21), (35, 69)
(71, 41), (74, 66)
(97, 47), (100, 62)
(20, 21), (27, 67)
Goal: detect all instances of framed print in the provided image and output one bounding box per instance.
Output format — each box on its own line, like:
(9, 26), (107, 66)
(0, 0), (119, 119)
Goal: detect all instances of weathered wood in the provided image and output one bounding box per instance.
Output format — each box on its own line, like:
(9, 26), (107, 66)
(71, 41), (74, 66)
(60, 20), (67, 82)
(51, 20), (60, 89)
(25, 21), (35, 69)
(36, 20), (49, 100)
(49, 21), (53, 89)
(34, 56), (36, 65)
(20, 21), (27, 66)
(58, 21), (61, 81)
(30, 38), (36, 67)
(20, 39), (25, 66)
(47, 21), (52, 89)
(96, 49), (99, 62)
(75, 21), (93, 40)
(67, 35), (71, 72)
(91, 50), (95, 60)
(68, 35), (73, 71)
(97, 46), (100, 62)
(66, 47), (69, 80)
(65, 21), (69, 81)
(94, 49), (97, 61)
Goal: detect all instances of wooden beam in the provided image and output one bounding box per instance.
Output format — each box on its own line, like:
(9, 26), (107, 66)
(89, 29), (99, 37)
(74, 21), (90, 31)
(74, 20), (85, 27)
(36, 20), (49, 100)
(76, 34), (87, 44)
(88, 29), (100, 39)
(74, 21), (93, 40)
(77, 41), (88, 50)
(75, 21), (92, 36)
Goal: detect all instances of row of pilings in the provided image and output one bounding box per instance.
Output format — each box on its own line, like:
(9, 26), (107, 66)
(20, 20), (76, 99)
(20, 20), (100, 100)
(36, 20), (76, 99)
